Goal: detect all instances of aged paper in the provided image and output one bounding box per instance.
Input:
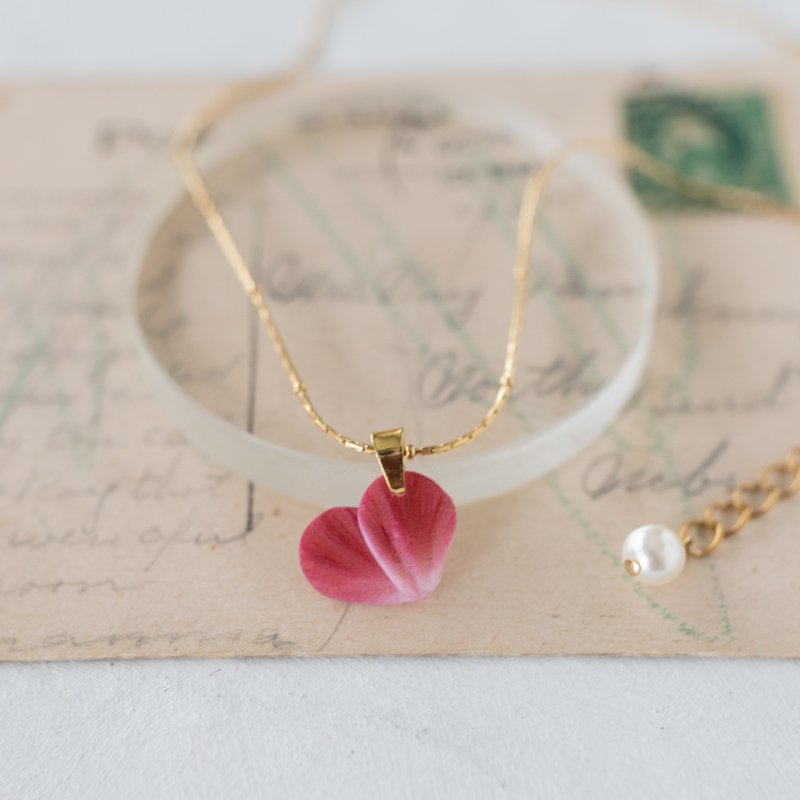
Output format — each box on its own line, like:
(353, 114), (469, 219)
(0, 65), (798, 661)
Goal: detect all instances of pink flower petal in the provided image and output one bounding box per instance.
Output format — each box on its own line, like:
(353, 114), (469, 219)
(299, 507), (407, 605)
(357, 472), (456, 602)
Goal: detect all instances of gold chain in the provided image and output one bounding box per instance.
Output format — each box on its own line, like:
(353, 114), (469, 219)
(172, 74), (551, 458)
(173, 3), (800, 476)
(172, 116), (800, 459)
(679, 446), (800, 558)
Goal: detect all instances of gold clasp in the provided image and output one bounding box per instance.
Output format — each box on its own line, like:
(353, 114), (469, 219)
(371, 428), (406, 495)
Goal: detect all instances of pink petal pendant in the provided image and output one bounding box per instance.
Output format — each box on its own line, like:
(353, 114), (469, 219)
(299, 472), (457, 605)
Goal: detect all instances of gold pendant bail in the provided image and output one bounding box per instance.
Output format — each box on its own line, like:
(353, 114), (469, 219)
(371, 427), (406, 495)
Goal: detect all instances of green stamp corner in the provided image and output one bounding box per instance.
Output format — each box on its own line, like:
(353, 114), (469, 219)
(623, 90), (791, 211)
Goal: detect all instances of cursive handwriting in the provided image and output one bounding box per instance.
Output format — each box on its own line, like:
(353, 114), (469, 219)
(581, 439), (733, 501)
(418, 349), (603, 409)
(264, 251), (483, 328)
(138, 511), (259, 571)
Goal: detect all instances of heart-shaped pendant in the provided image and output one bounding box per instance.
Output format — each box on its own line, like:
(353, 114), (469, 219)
(299, 471), (457, 605)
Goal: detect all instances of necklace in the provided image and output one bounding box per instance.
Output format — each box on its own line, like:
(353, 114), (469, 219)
(173, 88), (537, 604)
(170, 2), (800, 604)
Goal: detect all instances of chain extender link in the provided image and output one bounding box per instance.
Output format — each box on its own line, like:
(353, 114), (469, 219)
(677, 446), (800, 559)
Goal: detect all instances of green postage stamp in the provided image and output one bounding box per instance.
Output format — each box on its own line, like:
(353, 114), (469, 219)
(624, 90), (790, 210)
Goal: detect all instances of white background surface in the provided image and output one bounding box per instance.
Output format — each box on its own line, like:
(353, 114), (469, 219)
(1, 1), (799, 798)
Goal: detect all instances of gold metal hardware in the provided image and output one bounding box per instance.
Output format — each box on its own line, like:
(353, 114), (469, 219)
(681, 446), (800, 560)
(623, 559), (641, 577)
(371, 428), (406, 495)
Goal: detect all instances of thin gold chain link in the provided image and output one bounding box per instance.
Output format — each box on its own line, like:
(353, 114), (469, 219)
(172, 1), (800, 472)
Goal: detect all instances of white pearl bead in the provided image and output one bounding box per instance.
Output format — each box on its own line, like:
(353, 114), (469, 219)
(621, 524), (686, 586)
